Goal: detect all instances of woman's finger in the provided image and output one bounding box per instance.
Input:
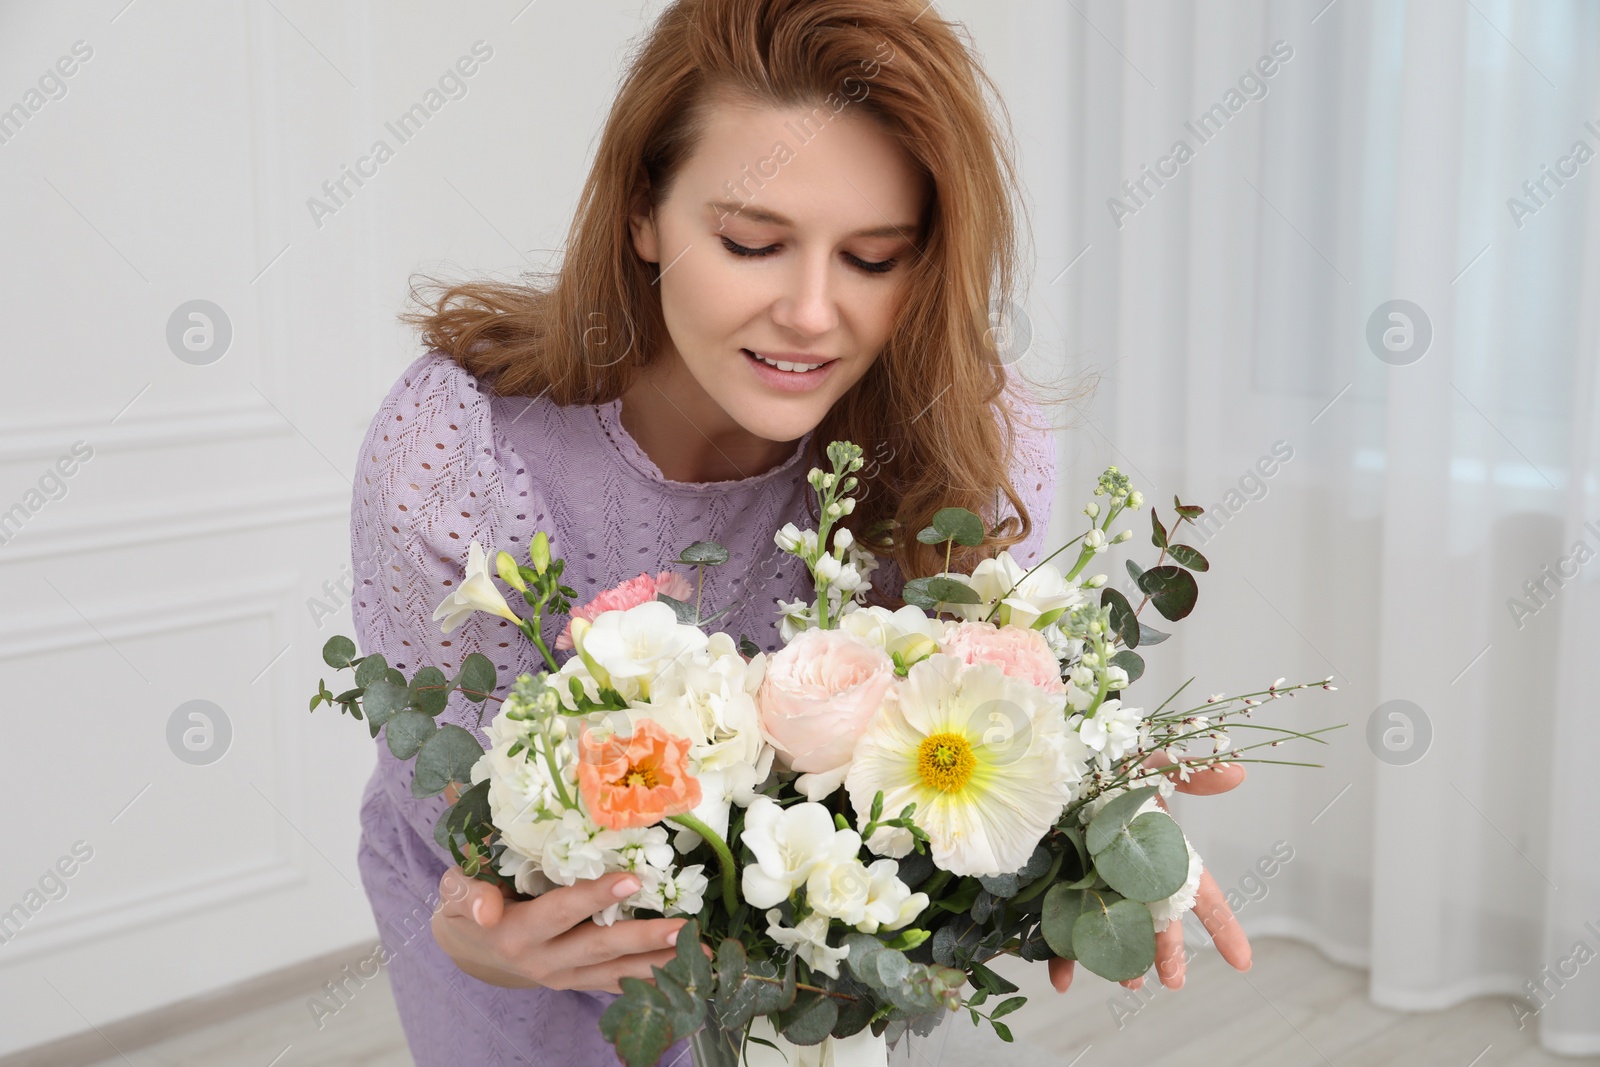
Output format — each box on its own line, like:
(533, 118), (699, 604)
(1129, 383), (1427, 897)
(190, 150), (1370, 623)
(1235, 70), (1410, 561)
(1119, 975), (1145, 990)
(437, 866), (508, 927)
(1194, 868), (1251, 971)
(541, 917), (688, 974)
(1143, 751), (1247, 796)
(1048, 957), (1074, 993)
(1154, 918), (1186, 989)
(521, 872), (643, 942)
(560, 947), (683, 995)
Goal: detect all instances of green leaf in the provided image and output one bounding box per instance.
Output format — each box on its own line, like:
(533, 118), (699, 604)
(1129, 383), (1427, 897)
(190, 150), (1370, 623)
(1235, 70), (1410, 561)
(1094, 811), (1189, 902)
(916, 525), (949, 545)
(322, 635), (356, 669)
(931, 507), (986, 547)
(713, 938), (747, 1013)
(1173, 497), (1205, 521)
(668, 920), (713, 996)
(408, 667), (449, 716)
(1100, 588), (1139, 649)
(1135, 565), (1199, 622)
(737, 635), (760, 658)
(1165, 543), (1209, 571)
(1086, 786), (1161, 855)
(1108, 650), (1145, 686)
(411, 724), (485, 798)
(991, 1020), (1014, 1043)
(1150, 509), (1168, 549)
(354, 653), (388, 687)
(655, 592), (700, 626)
(1137, 620), (1171, 645)
(361, 677), (408, 731)
(1125, 559), (1145, 585)
(675, 540), (730, 566)
(1041, 885), (1089, 959)
(385, 708), (437, 760)
(778, 990), (838, 1046)
(456, 654), (495, 702)
(968, 961), (1018, 996)
(991, 996), (1026, 1020)
(901, 576), (980, 610)
(599, 977), (679, 1067)
(649, 965), (703, 1035)
(1072, 896), (1155, 983)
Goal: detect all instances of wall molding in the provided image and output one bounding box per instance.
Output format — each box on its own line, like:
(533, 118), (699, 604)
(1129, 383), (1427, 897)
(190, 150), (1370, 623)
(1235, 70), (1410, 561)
(0, 482), (349, 563)
(0, 399), (290, 464)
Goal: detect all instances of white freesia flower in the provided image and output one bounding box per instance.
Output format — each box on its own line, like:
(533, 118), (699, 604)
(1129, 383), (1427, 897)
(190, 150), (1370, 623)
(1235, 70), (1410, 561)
(858, 859), (927, 934)
(845, 655), (1091, 877)
(580, 601), (708, 700)
(806, 857), (872, 927)
(937, 550), (1084, 631)
(740, 797), (862, 907)
(864, 823), (915, 859)
(766, 909), (849, 978)
(432, 540), (522, 634)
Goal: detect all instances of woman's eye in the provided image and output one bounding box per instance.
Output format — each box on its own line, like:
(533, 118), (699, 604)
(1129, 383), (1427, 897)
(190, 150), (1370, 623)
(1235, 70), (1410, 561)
(720, 236), (778, 258)
(848, 253), (898, 275)
(719, 236), (898, 275)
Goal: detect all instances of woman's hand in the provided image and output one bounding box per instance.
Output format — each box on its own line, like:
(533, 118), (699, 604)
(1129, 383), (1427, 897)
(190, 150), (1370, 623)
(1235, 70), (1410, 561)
(432, 865), (702, 994)
(1048, 755), (1252, 994)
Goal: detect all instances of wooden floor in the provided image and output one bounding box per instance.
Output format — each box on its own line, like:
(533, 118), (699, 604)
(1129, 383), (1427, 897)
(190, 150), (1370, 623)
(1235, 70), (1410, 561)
(76, 937), (1596, 1066)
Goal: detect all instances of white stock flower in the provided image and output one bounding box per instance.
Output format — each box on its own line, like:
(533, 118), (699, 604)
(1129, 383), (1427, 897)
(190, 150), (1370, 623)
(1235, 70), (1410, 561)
(540, 808), (608, 885)
(1077, 698), (1146, 764)
(766, 909), (849, 978)
(1135, 798), (1203, 932)
(636, 863), (709, 918)
(432, 540), (522, 634)
(740, 797), (862, 908)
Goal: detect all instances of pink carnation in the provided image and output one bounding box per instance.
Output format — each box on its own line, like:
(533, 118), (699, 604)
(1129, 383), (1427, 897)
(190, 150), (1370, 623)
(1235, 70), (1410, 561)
(556, 571), (695, 651)
(940, 621), (1065, 694)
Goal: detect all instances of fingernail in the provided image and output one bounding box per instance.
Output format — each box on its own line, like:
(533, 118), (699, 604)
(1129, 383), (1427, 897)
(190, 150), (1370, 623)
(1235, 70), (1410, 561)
(665, 927), (682, 947)
(613, 877), (641, 898)
(471, 899), (485, 925)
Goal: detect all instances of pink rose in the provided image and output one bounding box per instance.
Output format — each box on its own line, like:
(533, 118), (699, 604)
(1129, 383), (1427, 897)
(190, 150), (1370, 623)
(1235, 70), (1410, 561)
(757, 628), (896, 773)
(940, 621), (1065, 694)
(556, 571), (695, 650)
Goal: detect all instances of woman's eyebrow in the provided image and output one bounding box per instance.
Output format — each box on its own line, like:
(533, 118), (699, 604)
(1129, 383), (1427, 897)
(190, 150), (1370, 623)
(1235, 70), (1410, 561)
(706, 199), (916, 239)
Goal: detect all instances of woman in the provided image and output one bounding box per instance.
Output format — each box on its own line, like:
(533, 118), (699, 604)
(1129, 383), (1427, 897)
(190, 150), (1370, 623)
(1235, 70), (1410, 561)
(349, 1), (1250, 1063)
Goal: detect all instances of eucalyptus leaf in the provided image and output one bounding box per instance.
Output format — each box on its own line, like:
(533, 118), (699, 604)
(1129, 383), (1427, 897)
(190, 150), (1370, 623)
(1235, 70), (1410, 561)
(1040, 885), (1088, 959)
(778, 990), (838, 1046)
(656, 592), (700, 626)
(1100, 587), (1139, 649)
(675, 540), (729, 566)
(354, 653), (388, 688)
(385, 708), (436, 760)
(1136, 620), (1171, 645)
(456, 654), (496, 702)
(1165, 543), (1209, 571)
(361, 677), (408, 731)
(599, 978), (678, 1067)
(1093, 811), (1189, 902)
(408, 666), (449, 716)
(322, 635), (356, 669)
(1108, 650), (1145, 685)
(1072, 896), (1155, 982)
(931, 507), (986, 547)
(1135, 565), (1199, 621)
(412, 724), (485, 798)
(1086, 786), (1160, 855)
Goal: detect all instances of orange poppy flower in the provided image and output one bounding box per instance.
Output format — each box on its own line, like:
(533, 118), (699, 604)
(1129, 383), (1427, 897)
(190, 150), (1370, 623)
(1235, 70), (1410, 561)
(576, 717), (702, 831)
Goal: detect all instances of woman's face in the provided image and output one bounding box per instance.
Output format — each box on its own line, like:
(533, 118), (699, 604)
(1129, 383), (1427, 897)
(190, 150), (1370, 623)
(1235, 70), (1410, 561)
(629, 95), (927, 447)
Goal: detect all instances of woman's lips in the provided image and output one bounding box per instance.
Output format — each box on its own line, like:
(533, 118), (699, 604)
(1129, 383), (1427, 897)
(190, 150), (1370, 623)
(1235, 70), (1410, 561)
(741, 348), (839, 393)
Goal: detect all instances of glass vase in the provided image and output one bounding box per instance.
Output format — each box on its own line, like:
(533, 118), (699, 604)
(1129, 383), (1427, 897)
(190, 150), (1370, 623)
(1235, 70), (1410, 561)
(689, 1006), (742, 1067)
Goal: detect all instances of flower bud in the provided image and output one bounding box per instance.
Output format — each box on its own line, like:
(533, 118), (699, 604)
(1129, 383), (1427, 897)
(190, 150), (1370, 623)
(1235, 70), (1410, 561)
(1084, 502), (1100, 519)
(529, 531), (551, 575)
(834, 527), (854, 552)
(1127, 491), (1144, 509)
(496, 550), (528, 593)
(1084, 573), (1108, 588)
(1112, 529), (1132, 543)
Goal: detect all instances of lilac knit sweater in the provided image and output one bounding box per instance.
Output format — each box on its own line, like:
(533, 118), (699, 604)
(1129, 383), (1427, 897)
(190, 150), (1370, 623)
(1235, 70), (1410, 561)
(350, 349), (1056, 1066)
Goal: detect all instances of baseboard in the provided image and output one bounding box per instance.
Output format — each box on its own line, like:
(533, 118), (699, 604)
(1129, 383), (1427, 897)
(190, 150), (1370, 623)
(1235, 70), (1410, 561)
(0, 940), (382, 1067)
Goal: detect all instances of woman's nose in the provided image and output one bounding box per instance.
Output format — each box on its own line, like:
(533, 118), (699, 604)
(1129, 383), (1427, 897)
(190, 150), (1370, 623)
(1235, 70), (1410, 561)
(770, 252), (840, 338)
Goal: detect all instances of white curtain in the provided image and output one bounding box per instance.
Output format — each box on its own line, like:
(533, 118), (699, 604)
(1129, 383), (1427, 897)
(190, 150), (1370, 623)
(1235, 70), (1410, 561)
(1029, 0), (1600, 1054)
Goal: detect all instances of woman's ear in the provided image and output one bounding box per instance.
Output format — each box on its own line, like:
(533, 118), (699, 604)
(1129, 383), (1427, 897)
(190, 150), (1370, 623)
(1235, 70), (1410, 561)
(628, 185), (661, 265)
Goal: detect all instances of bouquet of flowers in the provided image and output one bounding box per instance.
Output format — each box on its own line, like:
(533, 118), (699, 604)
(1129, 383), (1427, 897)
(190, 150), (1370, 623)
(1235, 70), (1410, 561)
(310, 441), (1337, 1066)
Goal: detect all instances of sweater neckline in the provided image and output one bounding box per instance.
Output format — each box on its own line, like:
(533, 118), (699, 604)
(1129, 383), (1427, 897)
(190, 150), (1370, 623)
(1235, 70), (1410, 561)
(589, 397), (816, 493)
